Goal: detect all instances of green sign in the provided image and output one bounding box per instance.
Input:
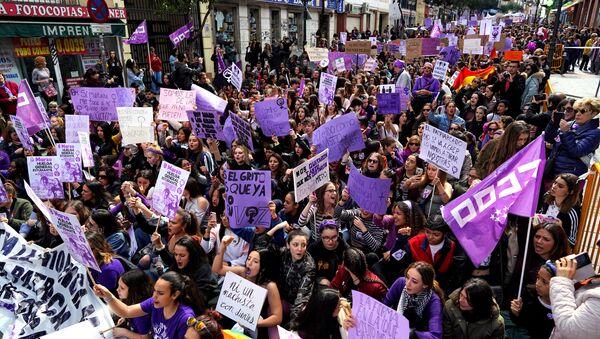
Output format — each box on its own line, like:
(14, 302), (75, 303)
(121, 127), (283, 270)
(0, 22), (125, 37)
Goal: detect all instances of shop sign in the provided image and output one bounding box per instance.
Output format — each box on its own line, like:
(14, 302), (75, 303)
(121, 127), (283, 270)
(0, 43), (22, 83)
(0, 23), (126, 37)
(66, 77), (84, 88)
(84, 38), (102, 56)
(12, 37), (50, 58)
(265, 0), (319, 7)
(0, 2), (126, 19)
(56, 37), (86, 55)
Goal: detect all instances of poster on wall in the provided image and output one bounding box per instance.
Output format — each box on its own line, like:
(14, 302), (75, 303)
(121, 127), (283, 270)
(0, 40), (22, 83)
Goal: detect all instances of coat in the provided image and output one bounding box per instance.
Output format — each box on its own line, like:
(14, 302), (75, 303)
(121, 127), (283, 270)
(1, 197), (33, 231)
(521, 71), (545, 109)
(550, 276), (600, 339)
(545, 118), (600, 177)
(330, 265), (388, 301)
(442, 288), (504, 339)
(0, 80), (19, 116)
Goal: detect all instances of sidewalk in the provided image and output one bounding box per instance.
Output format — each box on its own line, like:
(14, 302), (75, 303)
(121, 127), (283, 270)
(549, 68), (600, 99)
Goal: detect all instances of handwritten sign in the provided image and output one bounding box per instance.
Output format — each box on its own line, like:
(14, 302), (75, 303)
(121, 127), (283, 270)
(376, 92), (401, 115)
(348, 290), (409, 339)
(293, 149), (330, 201)
(347, 162), (391, 214)
(188, 110), (224, 140)
(345, 40), (372, 54)
(77, 131), (94, 168)
(254, 98), (291, 137)
(70, 87), (136, 121)
(318, 72), (337, 106)
(216, 272), (268, 331)
(11, 115), (34, 151)
(152, 162), (190, 219)
(230, 112), (254, 151)
(157, 88), (195, 121)
(65, 115), (89, 143)
(224, 170), (271, 228)
(305, 47), (329, 63)
(432, 60), (449, 80)
(117, 107), (155, 145)
(420, 124), (467, 178)
(27, 156), (64, 199)
(462, 38), (483, 55)
(313, 112), (364, 162)
(405, 39), (422, 61)
(56, 143), (83, 183)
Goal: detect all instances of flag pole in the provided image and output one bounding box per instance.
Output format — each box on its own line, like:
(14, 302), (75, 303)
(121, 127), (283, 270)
(146, 42), (151, 86)
(428, 168), (439, 217)
(517, 216), (534, 299)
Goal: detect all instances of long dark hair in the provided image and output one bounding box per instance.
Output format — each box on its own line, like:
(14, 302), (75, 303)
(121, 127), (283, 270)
(159, 271), (205, 315)
(84, 181), (112, 207)
(91, 209), (121, 237)
(252, 248), (279, 286)
(173, 235), (209, 275)
(120, 269), (153, 305)
(482, 121), (530, 176)
(457, 278), (495, 321)
(290, 287), (341, 339)
(393, 201), (426, 236)
(544, 173), (580, 213)
(533, 222), (570, 260)
(343, 248), (387, 287)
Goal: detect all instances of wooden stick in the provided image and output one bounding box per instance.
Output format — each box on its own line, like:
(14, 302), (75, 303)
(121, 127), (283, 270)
(99, 325), (117, 334)
(86, 267), (97, 286)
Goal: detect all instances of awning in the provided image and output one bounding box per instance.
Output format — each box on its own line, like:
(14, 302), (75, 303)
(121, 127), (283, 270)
(550, 0), (582, 12)
(0, 21), (126, 37)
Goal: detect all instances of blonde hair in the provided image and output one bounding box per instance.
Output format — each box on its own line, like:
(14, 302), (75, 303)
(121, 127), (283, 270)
(574, 97), (600, 115)
(34, 56), (47, 68)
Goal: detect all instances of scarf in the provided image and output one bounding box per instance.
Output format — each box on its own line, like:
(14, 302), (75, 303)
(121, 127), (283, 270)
(397, 286), (433, 318)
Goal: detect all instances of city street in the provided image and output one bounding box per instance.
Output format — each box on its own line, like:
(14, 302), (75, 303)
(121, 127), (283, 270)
(549, 68), (600, 99)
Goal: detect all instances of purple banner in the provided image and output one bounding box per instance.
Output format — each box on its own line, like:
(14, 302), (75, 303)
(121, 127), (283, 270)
(65, 115), (89, 143)
(230, 113), (255, 151)
(56, 143), (83, 183)
(376, 92), (401, 115)
(10, 115), (34, 151)
(440, 45), (461, 66)
(69, 87), (135, 121)
(224, 169), (272, 229)
(347, 162), (391, 214)
(399, 87), (410, 112)
(16, 80), (48, 135)
(441, 135), (546, 266)
(187, 110), (224, 141)
(170, 21), (194, 47)
(312, 112), (364, 162)
(318, 72), (337, 106)
(254, 98), (291, 137)
(424, 18), (433, 29)
(421, 38), (441, 56)
(348, 290), (409, 339)
(123, 20), (148, 44)
(0, 178), (8, 204)
(152, 162), (190, 219)
(26, 156), (64, 200)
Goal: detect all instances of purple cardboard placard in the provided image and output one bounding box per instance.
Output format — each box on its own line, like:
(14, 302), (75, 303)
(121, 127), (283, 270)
(56, 143), (84, 183)
(65, 115), (90, 143)
(70, 87), (136, 121)
(230, 113), (255, 151)
(312, 112), (364, 162)
(347, 162), (391, 214)
(254, 98), (291, 137)
(376, 92), (401, 115)
(348, 290), (409, 339)
(152, 162), (190, 219)
(224, 169), (272, 229)
(27, 156), (64, 200)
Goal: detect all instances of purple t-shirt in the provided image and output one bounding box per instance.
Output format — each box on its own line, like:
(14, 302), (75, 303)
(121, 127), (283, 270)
(91, 258), (125, 292)
(140, 297), (195, 339)
(130, 315), (152, 335)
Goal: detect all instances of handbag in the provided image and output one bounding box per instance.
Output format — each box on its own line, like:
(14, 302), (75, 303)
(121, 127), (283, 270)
(43, 83), (57, 98)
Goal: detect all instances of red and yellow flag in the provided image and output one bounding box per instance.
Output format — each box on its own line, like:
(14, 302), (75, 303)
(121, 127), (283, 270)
(452, 66), (496, 91)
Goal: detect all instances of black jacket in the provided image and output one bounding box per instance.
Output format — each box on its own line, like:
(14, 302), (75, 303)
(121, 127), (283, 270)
(172, 62), (201, 90)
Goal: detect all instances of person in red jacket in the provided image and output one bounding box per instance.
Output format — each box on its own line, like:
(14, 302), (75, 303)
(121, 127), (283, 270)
(0, 72), (19, 120)
(149, 47), (163, 94)
(330, 247), (388, 302)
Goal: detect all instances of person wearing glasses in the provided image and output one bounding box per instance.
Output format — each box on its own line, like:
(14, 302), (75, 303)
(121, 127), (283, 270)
(521, 63), (545, 110)
(544, 97), (600, 180)
(308, 219), (349, 286)
(493, 60), (525, 118)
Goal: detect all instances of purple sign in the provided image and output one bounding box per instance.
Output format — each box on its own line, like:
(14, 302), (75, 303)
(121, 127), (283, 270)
(187, 110), (224, 140)
(318, 72), (337, 106)
(421, 38), (441, 56)
(440, 45), (461, 66)
(223, 116), (235, 147)
(254, 98), (291, 137)
(230, 113), (255, 151)
(0, 178), (8, 204)
(16, 80), (49, 135)
(298, 78), (305, 96)
(10, 115), (34, 151)
(424, 18), (433, 29)
(48, 208), (100, 272)
(347, 162), (391, 214)
(327, 52), (352, 73)
(56, 143), (84, 183)
(441, 135), (546, 266)
(388, 43), (400, 54)
(152, 162), (190, 219)
(123, 20), (148, 44)
(193, 84), (227, 114)
(69, 87), (136, 121)
(224, 169), (272, 229)
(376, 92), (401, 115)
(26, 156), (64, 200)
(170, 21), (194, 47)
(399, 87), (410, 112)
(348, 290), (409, 339)
(77, 131), (94, 168)
(65, 115), (90, 143)
(312, 112), (364, 162)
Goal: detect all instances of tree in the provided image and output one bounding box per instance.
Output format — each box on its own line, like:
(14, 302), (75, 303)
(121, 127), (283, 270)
(158, 0), (218, 48)
(499, 2), (524, 13)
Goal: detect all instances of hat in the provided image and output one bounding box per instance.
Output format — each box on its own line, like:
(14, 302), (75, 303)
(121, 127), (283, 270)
(393, 59), (405, 69)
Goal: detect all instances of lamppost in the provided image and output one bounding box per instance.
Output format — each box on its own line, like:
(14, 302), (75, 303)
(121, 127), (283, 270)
(408, 0), (415, 27)
(302, 0), (309, 47)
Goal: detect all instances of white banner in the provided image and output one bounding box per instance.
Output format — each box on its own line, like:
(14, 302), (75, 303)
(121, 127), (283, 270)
(293, 149), (330, 201)
(419, 124), (467, 179)
(215, 272), (267, 331)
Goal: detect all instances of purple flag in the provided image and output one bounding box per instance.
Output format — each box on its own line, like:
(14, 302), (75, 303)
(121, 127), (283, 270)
(216, 51), (226, 74)
(169, 21), (194, 47)
(16, 80), (48, 135)
(441, 135), (546, 266)
(439, 45), (461, 66)
(430, 24), (442, 38)
(153, 162), (190, 219)
(254, 98), (291, 137)
(0, 178), (8, 204)
(224, 169), (272, 229)
(123, 20), (148, 44)
(347, 162), (392, 214)
(312, 112), (364, 162)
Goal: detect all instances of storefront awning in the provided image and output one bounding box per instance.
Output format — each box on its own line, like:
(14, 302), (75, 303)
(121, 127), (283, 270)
(0, 21), (126, 38)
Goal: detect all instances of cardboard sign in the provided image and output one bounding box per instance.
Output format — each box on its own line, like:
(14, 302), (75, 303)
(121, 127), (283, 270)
(305, 47), (329, 62)
(419, 124), (467, 178)
(215, 272), (268, 331)
(27, 156), (64, 199)
(188, 110), (224, 140)
(293, 149), (330, 202)
(318, 72), (337, 105)
(117, 107), (155, 145)
(462, 38), (483, 55)
(348, 290), (409, 339)
(70, 87), (136, 121)
(312, 112), (364, 162)
(224, 170), (272, 228)
(405, 39), (422, 61)
(432, 60), (449, 80)
(376, 92), (401, 115)
(65, 115), (90, 143)
(152, 161), (190, 219)
(345, 40), (372, 54)
(157, 88), (195, 121)
(347, 162), (392, 214)
(55, 143), (83, 183)
(254, 98), (291, 137)
(503, 50), (524, 61)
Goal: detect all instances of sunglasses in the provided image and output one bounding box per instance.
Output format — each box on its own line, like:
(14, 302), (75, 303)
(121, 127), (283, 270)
(186, 317), (207, 331)
(408, 143), (420, 146)
(488, 128), (498, 132)
(573, 109), (589, 114)
(367, 159), (379, 163)
(98, 175), (107, 179)
(422, 109), (431, 112)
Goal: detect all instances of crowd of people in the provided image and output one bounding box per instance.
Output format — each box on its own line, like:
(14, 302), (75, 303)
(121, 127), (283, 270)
(1, 18), (600, 339)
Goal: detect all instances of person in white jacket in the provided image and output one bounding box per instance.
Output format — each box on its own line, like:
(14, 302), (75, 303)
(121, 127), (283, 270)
(550, 254), (600, 338)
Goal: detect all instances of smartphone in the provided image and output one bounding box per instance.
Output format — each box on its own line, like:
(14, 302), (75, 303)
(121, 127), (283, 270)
(534, 94), (546, 101)
(416, 168), (424, 176)
(567, 252), (595, 282)
(554, 111), (565, 122)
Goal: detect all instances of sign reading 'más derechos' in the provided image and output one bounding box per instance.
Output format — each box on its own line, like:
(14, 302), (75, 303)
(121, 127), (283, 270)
(0, 1), (126, 19)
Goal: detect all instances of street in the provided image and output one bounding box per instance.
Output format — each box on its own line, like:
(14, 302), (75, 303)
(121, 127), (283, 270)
(549, 68), (600, 98)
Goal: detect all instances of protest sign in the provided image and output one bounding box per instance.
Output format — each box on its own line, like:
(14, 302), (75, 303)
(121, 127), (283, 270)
(188, 110), (225, 140)
(347, 162), (391, 214)
(24, 181), (53, 223)
(0, 178), (8, 203)
(399, 87), (410, 112)
(117, 107), (155, 145)
(313, 112), (364, 162)
(420, 124), (467, 178)
(504, 50), (524, 61)
(327, 52), (352, 73)
(224, 169), (271, 228)
(277, 326), (301, 339)
(345, 40), (372, 54)
(462, 38), (483, 55)
(447, 70), (460, 87)
(335, 57), (346, 72)
(157, 88), (195, 121)
(56, 143), (83, 183)
(376, 92), (401, 115)
(305, 47), (329, 62)
(421, 38), (441, 55)
(27, 156), (64, 199)
(405, 39), (422, 61)
(318, 72), (337, 106)
(0, 224), (114, 338)
(153, 162), (190, 219)
(369, 36), (377, 46)
(65, 115), (90, 143)
(70, 87), (136, 121)
(347, 290), (409, 339)
(340, 32), (347, 44)
(77, 131), (94, 168)
(40, 320), (105, 339)
(48, 208), (100, 272)
(479, 18), (493, 36)
(193, 84), (228, 115)
(379, 84), (396, 94)
(10, 115), (34, 151)
(230, 112), (255, 151)
(490, 26), (502, 42)
(223, 63), (243, 91)
(254, 98), (291, 137)
(216, 272), (268, 331)
(293, 149), (330, 201)
(363, 57), (377, 72)
(432, 60), (449, 80)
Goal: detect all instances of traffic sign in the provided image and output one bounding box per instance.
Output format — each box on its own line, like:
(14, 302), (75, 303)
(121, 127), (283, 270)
(87, 0), (109, 24)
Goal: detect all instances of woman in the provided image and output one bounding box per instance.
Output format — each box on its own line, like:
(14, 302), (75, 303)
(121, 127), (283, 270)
(457, 91), (486, 123)
(87, 231), (126, 294)
(186, 135), (215, 191)
(144, 144), (164, 182)
(411, 63), (440, 115)
(308, 219), (349, 285)
(330, 247), (388, 301)
(278, 191), (302, 228)
(125, 58), (145, 91)
(32, 56), (56, 104)
(359, 152), (386, 179)
(298, 182), (338, 243)
(264, 153), (291, 201)
(290, 287), (351, 339)
(88, 209), (130, 258)
(443, 278), (505, 338)
(476, 121), (530, 179)
(412, 104), (432, 135)
(152, 208), (199, 256)
(381, 137), (402, 171)
(377, 114), (400, 141)
(80, 181), (112, 211)
(383, 261), (444, 338)
(201, 213), (249, 268)
(413, 163), (453, 218)
(182, 177), (210, 227)
(228, 144), (253, 170)
(212, 235), (282, 338)
(521, 63), (545, 109)
(397, 153), (424, 202)
(93, 271), (204, 339)
(92, 122), (120, 157)
(399, 135), (421, 164)
(113, 270), (153, 339)
(541, 173), (581, 247)
(466, 106), (487, 140)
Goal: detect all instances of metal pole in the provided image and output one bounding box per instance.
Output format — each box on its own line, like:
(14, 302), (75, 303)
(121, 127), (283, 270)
(596, 78), (600, 97)
(546, 0), (564, 71)
(303, 1), (308, 47)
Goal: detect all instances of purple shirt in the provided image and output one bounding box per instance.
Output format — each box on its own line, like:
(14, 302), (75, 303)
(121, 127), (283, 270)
(140, 297), (195, 339)
(130, 315), (152, 335)
(91, 258), (125, 292)
(412, 74), (440, 101)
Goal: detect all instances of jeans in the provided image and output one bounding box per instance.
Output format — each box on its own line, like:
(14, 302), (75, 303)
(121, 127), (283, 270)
(151, 70), (162, 94)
